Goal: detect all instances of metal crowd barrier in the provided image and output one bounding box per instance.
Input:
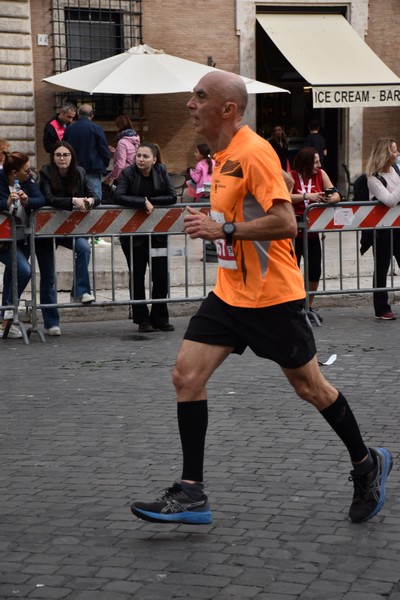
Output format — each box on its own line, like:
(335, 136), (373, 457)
(302, 200), (400, 324)
(3, 200), (400, 343)
(26, 203), (213, 342)
(0, 211), (29, 343)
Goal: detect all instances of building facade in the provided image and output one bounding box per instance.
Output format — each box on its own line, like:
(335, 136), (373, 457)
(0, 0), (399, 188)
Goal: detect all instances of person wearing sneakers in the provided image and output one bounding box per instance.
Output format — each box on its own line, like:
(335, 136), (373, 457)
(0, 152), (45, 338)
(64, 103), (111, 247)
(114, 142), (177, 332)
(366, 137), (400, 321)
(39, 141), (99, 328)
(130, 71), (392, 526)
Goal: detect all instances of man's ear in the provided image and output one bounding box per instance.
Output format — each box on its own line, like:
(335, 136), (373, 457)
(222, 101), (237, 117)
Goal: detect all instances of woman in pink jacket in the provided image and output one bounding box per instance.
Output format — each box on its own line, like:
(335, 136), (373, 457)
(186, 143), (215, 201)
(104, 115), (140, 185)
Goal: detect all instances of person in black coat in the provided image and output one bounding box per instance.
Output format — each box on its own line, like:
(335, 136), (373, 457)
(268, 124), (289, 171)
(39, 141), (100, 335)
(114, 142), (177, 332)
(63, 104), (110, 201)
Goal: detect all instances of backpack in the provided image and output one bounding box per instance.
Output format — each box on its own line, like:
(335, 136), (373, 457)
(353, 173), (373, 202)
(356, 164), (400, 254)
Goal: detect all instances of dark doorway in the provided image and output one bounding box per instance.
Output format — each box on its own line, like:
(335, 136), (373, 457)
(255, 20), (339, 184)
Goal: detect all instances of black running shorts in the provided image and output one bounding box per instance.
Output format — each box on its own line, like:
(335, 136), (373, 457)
(184, 292), (317, 369)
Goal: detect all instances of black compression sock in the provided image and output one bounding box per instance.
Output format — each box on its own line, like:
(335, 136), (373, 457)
(319, 392), (369, 463)
(177, 400), (208, 482)
(352, 450), (374, 475)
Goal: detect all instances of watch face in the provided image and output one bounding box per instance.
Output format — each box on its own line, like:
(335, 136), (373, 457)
(223, 222), (236, 235)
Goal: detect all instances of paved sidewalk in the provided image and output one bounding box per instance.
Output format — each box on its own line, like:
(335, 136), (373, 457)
(1, 308), (400, 599)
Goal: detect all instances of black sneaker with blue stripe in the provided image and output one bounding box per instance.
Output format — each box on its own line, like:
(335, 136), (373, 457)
(131, 481), (212, 524)
(349, 447), (393, 522)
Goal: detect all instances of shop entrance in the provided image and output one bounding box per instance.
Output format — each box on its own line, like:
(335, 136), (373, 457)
(255, 19), (340, 184)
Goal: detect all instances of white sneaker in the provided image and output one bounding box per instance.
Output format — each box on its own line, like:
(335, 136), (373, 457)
(79, 292), (95, 303)
(1, 323), (23, 338)
(70, 292), (95, 303)
(3, 310), (14, 320)
(45, 326), (61, 336)
(94, 237), (111, 247)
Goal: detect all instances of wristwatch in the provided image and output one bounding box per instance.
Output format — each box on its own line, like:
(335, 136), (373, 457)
(222, 221), (236, 246)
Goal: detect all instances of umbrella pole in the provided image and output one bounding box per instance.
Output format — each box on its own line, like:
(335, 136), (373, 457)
(138, 95), (145, 141)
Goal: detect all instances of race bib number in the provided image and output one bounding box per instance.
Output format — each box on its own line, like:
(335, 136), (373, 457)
(210, 210), (238, 270)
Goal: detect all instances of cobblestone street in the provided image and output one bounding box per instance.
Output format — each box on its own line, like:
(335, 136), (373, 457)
(1, 308), (400, 599)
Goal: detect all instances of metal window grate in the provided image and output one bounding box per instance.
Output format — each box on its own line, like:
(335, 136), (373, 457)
(50, 0), (143, 119)
(51, 0), (142, 73)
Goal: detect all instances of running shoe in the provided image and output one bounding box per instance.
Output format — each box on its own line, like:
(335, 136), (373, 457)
(45, 326), (61, 336)
(70, 293), (95, 303)
(1, 323), (22, 339)
(375, 312), (396, 320)
(94, 237), (111, 247)
(131, 481), (212, 524)
(349, 447), (392, 522)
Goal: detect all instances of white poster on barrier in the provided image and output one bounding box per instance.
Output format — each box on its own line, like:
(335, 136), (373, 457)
(334, 207), (354, 227)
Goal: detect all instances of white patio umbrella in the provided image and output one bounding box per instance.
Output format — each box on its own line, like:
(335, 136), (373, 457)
(42, 44), (288, 95)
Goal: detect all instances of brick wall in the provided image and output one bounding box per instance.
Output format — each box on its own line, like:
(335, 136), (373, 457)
(362, 0), (400, 167)
(141, 0), (238, 172)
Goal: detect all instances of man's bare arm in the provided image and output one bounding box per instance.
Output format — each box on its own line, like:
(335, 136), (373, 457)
(184, 201), (297, 242)
(282, 170), (294, 193)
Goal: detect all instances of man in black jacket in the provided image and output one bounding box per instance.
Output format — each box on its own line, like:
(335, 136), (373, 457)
(64, 104), (110, 202)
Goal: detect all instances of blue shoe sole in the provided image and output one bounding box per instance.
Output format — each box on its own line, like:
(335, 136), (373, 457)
(361, 447), (393, 522)
(131, 506), (212, 525)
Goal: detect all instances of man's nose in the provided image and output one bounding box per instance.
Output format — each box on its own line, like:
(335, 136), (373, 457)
(186, 95), (196, 109)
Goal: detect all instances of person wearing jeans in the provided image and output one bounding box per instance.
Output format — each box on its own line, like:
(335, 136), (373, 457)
(39, 141), (100, 335)
(0, 151), (45, 338)
(1, 241), (31, 308)
(64, 103), (110, 247)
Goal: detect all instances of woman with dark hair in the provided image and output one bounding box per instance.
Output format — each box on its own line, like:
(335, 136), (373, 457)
(186, 143), (215, 201)
(290, 147), (340, 320)
(104, 115), (140, 186)
(268, 124), (289, 171)
(0, 151), (45, 338)
(365, 136), (400, 320)
(39, 141), (100, 334)
(114, 142), (177, 332)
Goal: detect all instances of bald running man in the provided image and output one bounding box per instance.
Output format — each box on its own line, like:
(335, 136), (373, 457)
(131, 71), (392, 525)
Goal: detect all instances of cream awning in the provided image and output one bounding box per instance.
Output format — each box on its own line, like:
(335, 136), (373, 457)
(257, 13), (400, 107)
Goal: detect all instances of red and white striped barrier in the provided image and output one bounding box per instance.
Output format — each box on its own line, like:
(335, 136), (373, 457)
(20, 203), (400, 236)
(33, 206), (210, 236)
(306, 203), (400, 232)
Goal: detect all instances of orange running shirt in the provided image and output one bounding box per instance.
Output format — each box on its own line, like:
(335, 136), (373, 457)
(210, 125), (305, 308)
